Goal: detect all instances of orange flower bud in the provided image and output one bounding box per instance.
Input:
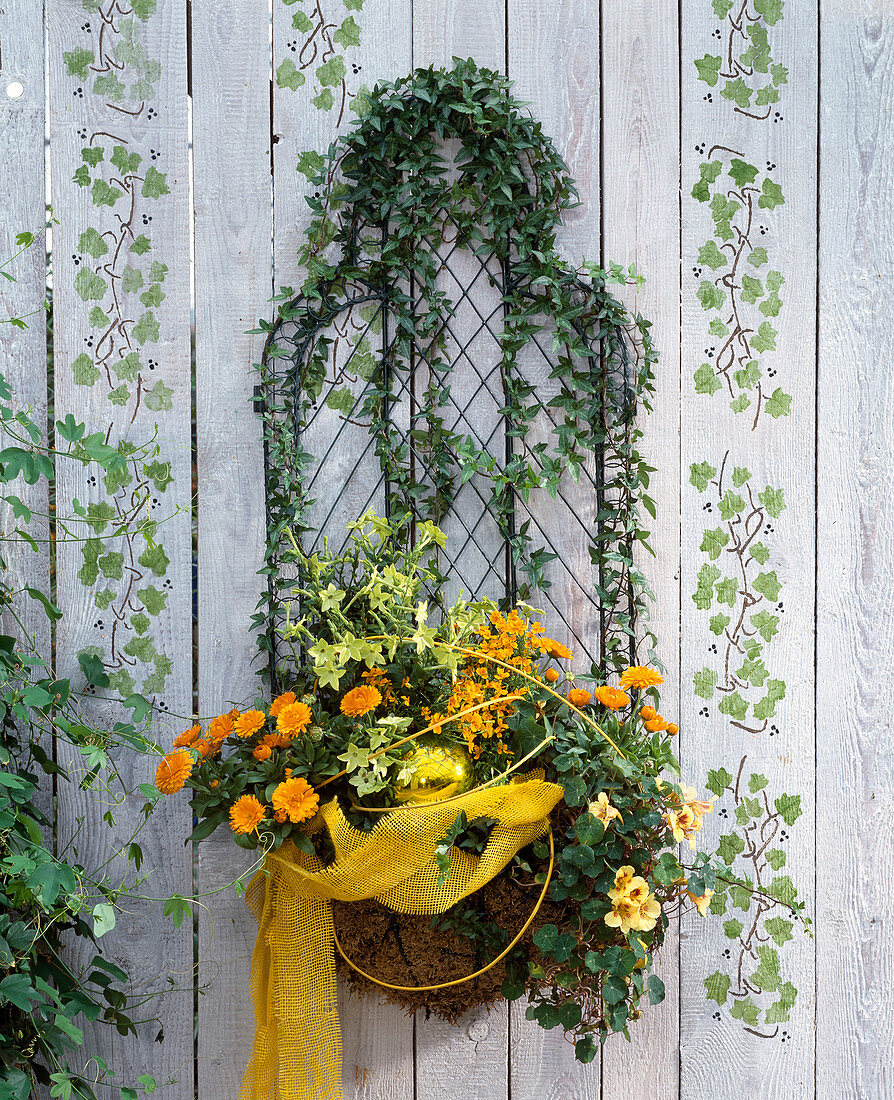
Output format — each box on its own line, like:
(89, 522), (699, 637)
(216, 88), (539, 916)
(544, 667), (560, 683)
(640, 706), (657, 721)
(666, 723), (679, 736)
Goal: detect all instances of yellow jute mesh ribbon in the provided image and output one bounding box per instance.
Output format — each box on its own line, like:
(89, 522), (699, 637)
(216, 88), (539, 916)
(239, 772), (563, 1100)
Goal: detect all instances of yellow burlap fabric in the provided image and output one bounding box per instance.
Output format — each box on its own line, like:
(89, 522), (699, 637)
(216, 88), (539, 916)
(239, 773), (562, 1100)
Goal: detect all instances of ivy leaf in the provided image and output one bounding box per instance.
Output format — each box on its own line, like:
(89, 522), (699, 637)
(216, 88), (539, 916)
(138, 585), (167, 615)
(333, 16), (361, 47)
(74, 268), (107, 302)
(709, 613), (731, 636)
(317, 56), (346, 87)
(700, 526), (730, 560)
(765, 848), (787, 871)
(78, 227), (108, 257)
(697, 280), (725, 311)
(144, 380), (173, 412)
(751, 610), (780, 641)
(694, 54), (722, 86)
(92, 179), (123, 207)
(718, 490), (745, 520)
(111, 144), (141, 175)
(130, 234), (152, 255)
(758, 485), (786, 517)
(122, 265), (144, 293)
(297, 150), (326, 179)
(325, 386), (356, 415)
(730, 996), (761, 1026)
(754, 0), (785, 25)
(133, 311), (160, 344)
(717, 832), (745, 864)
(292, 10), (314, 32)
(764, 916), (793, 946)
(740, 274), (764, 303)
(753, 570), (782, 601)
(759, 178), (785, 209)
(72, 354), (100, 386)
(64, 47), (95, 79)
(728, 158), (759, 187)
(693, 667), (718, 699)
(691, 160), (722, 202)
(715, 576), (738, 606)
(721, 77), (753, 109)
(718, 691), (748, 721)
(694, 363), (722, 396)
(138, 542), (170, 576)
(313, 88), (335, 111)
(690, 461), (717, 492)
(765, 388), (792, 418)
(774, 793), (802, 826)
(769, 875), (797, 904)
(723, 918), (744, 939)
(704, 971), (731, 1005)
(276, 58), (306, 90)
(748, 247), (769, 266)
(693, 563), (721, 610)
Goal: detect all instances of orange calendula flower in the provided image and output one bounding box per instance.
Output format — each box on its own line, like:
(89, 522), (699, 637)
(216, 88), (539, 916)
(340, 685), (382, 718)
(229, 794), (265, 835)
(277, 701), (312, 737)
(210, 779), (219, 789)
(234, 709), (266, 738)
(645, 716), (670, 733)
(253, 744), (272, 761)
(273, 808), (288, 823)
(666, 723), (679, 736)
(269, 691), (297, 718)
(193, 737), (219, 759)
(594, 686), (631, 710)
(271, 777), (319, 824)
(155, 750), (193, 795)
(208, 711), (237, 742)
(619, 666), (664, 691)
(173, 725), (201, 749)
(543, 667), (560, 684)
(567, 688), (592, 707)
(540, 637), (573, 660)
(639, 705), (657, 721)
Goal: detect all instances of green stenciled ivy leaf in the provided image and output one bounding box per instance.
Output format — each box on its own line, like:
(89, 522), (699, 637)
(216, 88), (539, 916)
(138, 542), (170, 576)
(754, 0), (784, 25)
(694, 363), (722, 396)
(710, 192), (740, 240)
(98, 551), (124, 580)
(123, 634), (156, 663)
(718, 691), (748, 721)
(143, 653), (173, 695)
(122, 265), (145, 293)
(140, 283), (165, 308)
(85, 501), (116, 534)
(690, 461), (717, 492)
(706, 767), (733, 797)
(64, 47), (95, 79)
(78, 227), (108, 257)
(758, 485), (786, 517)
(764, 916), (793, 946)
(753, 684), (785, 721)
(292, 10), (314, 32)
(132, 312), (160, 344)
(750, 541), (770, 565)
(89, 305), (110, 328)
(709, 612), (731, 636)
(297, 150), (326, 179)
(748, 772), (769, 793)
(713, 0), (733, 14)
(107, 385), (129, 406)
(111, 145), (141, 175)
(691, 160), (722, 202)
(708, 318), (729, 336)
(79, 539), (101, 585)
(693, 667), (718, 699)
(700, 526), (730, 560)
(718, 490), (745, 520)
(731, 882), (754, 910)
(769, 875), (797, 904)
(144, 460), (173, 491)
(717, 833), (745, 865)
(721, 78), (753, 109)
(344, 0), (364, 8)
(760, 292), (782, 317)
(317, 56), (346, 87)
(774, 793), (802, 826)
(93, 73), (126, 104)
(138, 585), (167, 615)
(734, 361), (760, 390)
(114, 351), (142, 381)
(312, 87), (335, 111)
(92, 179), (123, 208)
(694, 55), (722, 86)
(730, 393), (751, 413)
(740, 274), (764, 304)
(73, 165), (91, 187)
(148, 260), (168, 282)
(325, 386), (355, 415)
(142, 166), (170, 199)
(704, 971), (731, 1005)
(697, 281), (725, 311)
(771, 62), (789, 86)
(751, 609), (780, 641)
(693, 563), (721, 610)
(74, 268), (108, 301)
(752, 570), (781, 601)
(755, 85), (780, 106)
(276, 58), (306, 90)
(730, 997), (761, 1027)
(715, 576), (738, 607)
(765, 848), (786, 871)
(350, 337), (377, 381)
(723, 918), (743, 939)
(144, 379), (173, 411)
(109, 669), (136, 698)
(95, 589), (116, 610)
(72, 354), (100, 386)
(731, 466), (751, 486)
(765, 388), (792, 418)
(764, 985), (797, 1025)
(748, 247), (769, 266)
(737, 656), (769, 686)
(709, 891), (727, 915)
(728, 158), (759, 187)
(759, 178), (785, 210)
(130, 234), (152, 254)
(333, 16), (361, 47)
(131, 0), (158, 18)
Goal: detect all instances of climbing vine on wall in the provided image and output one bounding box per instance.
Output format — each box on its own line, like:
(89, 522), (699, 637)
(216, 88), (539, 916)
(691, 150), (790, 428)
(694, 0), (787, 122)
(690, 456), (786, 733)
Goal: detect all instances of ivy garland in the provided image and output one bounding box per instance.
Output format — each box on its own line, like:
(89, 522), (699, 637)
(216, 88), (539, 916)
(253, 58), (658, 689)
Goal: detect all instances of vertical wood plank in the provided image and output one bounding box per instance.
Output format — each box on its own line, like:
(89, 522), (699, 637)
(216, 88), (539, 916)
(192, 0), (271, 1095)
(679, 1), (817, 1097)
(507, 3), (603, 1096)
(410, 9), (510, 1098)
(47, 0), (194, 1093)
(270, 1), (414, 1097)
(599, 0), (682, 1094)
(816, 6), (894, 1098)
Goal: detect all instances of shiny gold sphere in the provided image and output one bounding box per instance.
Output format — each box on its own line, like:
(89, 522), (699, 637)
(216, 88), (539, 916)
(392, 737), (475, 804)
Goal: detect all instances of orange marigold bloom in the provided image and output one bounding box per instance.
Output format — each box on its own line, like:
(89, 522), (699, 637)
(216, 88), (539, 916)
(619, 666), (664, 691)
(666, 723), (679, 736)
(208, 711), (236, 742)
(173, 725), (201, 749)
(340, 685), (382, 718)
(277, 701), (313, 737)
(272, 777), (319, 823)
(594, 686), (631, 710)
(193, 737), (219, 759)
(234, 709), (266, 738)
(567, 688), (592, 706)
(645, 715), (670, 732)
(155, 750), (193, 795)
(541, 637), (573, 660)
(253, 744), (272, 761)
(543, 667), (560, 684)
(273, 808), (288, 823)
(269, 691), (297, 718)
(261, 731), (289, 750)
(229, 794), (265, 835)
(639, 705), (657, 721)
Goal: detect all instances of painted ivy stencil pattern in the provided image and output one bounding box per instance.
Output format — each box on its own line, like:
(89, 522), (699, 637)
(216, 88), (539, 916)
(691, 149), (790, 428)
(704, 759), (805, 1037)
(62, 6), (177, 709)
(695, 0), (787, 121)
(690, 456), (786, 733)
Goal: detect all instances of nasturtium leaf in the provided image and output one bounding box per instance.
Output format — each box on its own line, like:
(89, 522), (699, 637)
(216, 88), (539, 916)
(92, 903), (116, 938)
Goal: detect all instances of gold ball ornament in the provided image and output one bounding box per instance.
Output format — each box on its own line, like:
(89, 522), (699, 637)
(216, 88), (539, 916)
(392, 737), (475, 804)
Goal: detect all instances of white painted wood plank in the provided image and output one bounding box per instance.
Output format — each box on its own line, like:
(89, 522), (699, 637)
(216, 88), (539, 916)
(507, 3), (603, 1096)
(679, 1), (817, 1097)
(816, 6), (894, 1098)
(599, 1), (682, 1096)
(270, 2), (414, 1097)
(192, 0), (271, 1095)
(47, 0), (194, 1094)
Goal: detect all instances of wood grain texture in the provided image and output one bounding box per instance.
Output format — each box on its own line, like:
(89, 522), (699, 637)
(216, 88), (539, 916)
(599, 1), (682, 1093)
(816, 6), (894, 1098)
(192, 0), (271, 1095)
(47, 0), (194, 1094)
(679, 1), (817, 1096)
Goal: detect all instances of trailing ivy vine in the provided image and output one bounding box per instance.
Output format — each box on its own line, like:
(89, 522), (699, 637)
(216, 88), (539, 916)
(253, 59), (658, 685)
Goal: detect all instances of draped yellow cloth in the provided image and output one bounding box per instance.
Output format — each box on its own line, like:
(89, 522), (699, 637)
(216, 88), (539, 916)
(239, 774), (563, 1100)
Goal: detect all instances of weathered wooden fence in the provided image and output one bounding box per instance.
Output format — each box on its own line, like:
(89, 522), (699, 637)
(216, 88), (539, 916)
(1, 0), (892, 1096)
